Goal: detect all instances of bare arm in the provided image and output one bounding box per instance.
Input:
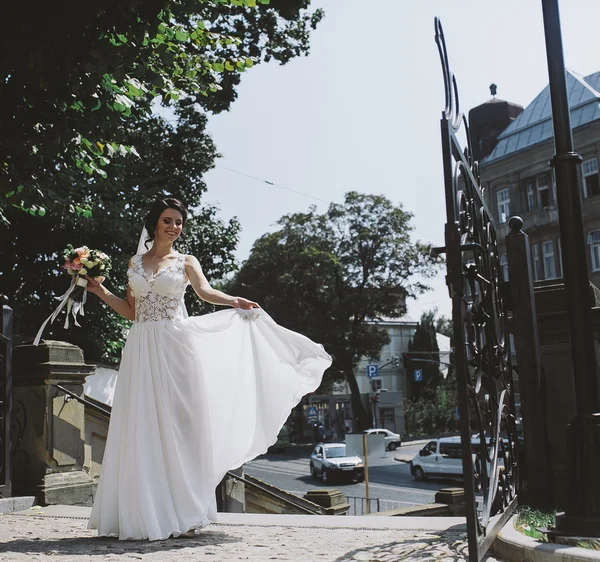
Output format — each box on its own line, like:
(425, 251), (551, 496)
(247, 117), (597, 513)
(85, 270), (136, 321)
(184, 255), (259, 309)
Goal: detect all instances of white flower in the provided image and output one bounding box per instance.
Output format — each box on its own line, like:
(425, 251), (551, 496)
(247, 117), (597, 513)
(100, 264), (105, 270)
(80, 268), (87, 275)
(94, 258), (100, 265)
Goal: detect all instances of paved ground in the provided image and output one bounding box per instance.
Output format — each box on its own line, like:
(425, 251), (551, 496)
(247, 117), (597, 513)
(0, 506), (503, 561)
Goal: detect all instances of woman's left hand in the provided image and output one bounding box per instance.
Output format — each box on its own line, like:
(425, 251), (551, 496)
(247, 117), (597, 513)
(232, 297), (260, 310)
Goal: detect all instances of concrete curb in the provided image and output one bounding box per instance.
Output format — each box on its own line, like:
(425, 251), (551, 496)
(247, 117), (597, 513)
(0, 496), (37, 514)
(494, 515), (600, 562)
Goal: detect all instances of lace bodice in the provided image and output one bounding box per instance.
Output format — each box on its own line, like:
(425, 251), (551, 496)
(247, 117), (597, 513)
(128, 253), (189, 323)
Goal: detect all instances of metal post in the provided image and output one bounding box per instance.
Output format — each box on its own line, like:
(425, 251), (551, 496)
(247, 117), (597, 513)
(505, 217), (553, 509)
(541, 0), (600, 537)
(362, 433), (370, 514)
(541, 0), (599, 414)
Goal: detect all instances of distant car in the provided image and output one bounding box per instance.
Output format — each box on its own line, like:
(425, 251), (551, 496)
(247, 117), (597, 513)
(310, 443), (364, 484)
(364, 428), (402, 451)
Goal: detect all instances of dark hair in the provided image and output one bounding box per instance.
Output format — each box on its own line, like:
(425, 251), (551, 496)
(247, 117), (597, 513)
(142, 198), (188, 250)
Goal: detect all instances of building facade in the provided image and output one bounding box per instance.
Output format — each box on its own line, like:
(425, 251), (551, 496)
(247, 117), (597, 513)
(473, 71), (600, 285)
(305, 316), (419, 439)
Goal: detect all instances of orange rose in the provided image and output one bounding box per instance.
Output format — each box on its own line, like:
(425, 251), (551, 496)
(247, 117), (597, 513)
(75, 247), (89, 259)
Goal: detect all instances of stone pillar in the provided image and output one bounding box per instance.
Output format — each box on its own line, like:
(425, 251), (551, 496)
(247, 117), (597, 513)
(12, 340), (96, 505)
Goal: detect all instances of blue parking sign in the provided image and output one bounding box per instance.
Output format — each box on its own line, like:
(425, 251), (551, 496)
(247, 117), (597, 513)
(414, 369), (423, 382)
(366, 364), (379, 378)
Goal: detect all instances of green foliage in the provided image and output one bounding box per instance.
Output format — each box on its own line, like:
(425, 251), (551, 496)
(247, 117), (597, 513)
(229, 192), (443, 429)
(515, 507), (557, 541)
(0, 100), (239, 363)
(408, 311), (443, 400)
(0, 0), (324, 223)
(405, 384), (458, 436)
(404, 310), (457, 436)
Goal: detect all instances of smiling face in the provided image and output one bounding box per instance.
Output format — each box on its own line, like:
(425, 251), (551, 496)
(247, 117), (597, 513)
(155, 208), (184, 244)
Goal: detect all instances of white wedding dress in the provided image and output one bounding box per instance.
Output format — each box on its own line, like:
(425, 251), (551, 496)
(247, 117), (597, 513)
(88, 253), (331, 540)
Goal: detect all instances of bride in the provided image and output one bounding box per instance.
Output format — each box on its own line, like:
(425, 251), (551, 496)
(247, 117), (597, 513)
(85, 198), (332, 540)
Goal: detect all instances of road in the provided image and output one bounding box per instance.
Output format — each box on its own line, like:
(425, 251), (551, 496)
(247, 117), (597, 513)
(244, 440), (464, 514)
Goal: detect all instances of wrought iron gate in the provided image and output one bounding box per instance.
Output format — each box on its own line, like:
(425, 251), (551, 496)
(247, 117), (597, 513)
(434, 18), (520, 561)
(0, 296), (13, 498)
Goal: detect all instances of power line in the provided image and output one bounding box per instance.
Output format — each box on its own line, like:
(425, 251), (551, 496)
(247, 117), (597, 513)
(214, 164), (331, 204)
(214, 164), (443, 244)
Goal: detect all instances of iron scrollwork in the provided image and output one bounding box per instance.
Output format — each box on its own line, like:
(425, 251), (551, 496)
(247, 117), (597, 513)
(434, 17), (520, 561)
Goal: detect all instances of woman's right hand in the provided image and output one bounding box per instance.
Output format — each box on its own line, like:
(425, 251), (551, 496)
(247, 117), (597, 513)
(85, 276), (105, 296)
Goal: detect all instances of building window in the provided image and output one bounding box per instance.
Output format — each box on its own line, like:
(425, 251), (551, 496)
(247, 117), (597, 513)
(526, 181), (536, 211)
(497, 188), (510, 224)
(500, 253), (509, 281)
(532, 243), (541, 281)
(583, 158), (600, 198)
(589, 231), (600, 271)
(537, 174), (551, 207)
(542, 240), (557, 279)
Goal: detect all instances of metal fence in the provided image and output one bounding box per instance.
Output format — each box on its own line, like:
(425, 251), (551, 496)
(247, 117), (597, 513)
(434, 17), (519, 561)
(345, 495), (404, 516)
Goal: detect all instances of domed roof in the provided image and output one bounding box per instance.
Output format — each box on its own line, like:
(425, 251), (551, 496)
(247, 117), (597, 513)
(483, 70), (600, 164)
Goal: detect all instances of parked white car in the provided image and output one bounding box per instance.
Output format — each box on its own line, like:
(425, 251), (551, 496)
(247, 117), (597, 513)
(364, 428), (402, 451)
(410, 436), (503, 484)
(310, 443), (364, 484)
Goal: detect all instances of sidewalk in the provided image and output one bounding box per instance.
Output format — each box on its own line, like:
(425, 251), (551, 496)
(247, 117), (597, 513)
(0, 505), (503, 561)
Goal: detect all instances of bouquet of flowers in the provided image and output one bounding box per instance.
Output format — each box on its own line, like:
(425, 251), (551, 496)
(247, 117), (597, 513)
(33, 245), (112, 345)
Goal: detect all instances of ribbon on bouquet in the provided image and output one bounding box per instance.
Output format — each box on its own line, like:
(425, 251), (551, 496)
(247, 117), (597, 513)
(33, 276), (89, 346)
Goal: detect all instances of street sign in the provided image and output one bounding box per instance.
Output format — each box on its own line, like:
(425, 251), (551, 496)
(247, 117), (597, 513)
(366, 364), (379, 378)
(414, 369), (423, 382)
(307, 406), (318, 422)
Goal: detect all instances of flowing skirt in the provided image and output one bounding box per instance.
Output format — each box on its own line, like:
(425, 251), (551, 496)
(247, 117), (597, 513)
(88, 308), (331, 540)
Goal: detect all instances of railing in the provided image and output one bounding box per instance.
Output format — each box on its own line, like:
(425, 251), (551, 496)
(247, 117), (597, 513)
(52, 384), (111, 417)
(224, 471), (325, 515)
(434, 17), (520, 562)
(0, 296), (13, 498)
(345, 495), (404, 516)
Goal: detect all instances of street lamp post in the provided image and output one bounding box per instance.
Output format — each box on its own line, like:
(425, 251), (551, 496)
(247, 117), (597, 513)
(541, 0), (600, 537)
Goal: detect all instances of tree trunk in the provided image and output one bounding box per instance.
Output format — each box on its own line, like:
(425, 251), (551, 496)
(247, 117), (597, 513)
(344, 369), (370, 431)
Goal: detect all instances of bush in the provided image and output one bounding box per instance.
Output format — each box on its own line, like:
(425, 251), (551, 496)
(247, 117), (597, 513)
(405, 385), (458, 436)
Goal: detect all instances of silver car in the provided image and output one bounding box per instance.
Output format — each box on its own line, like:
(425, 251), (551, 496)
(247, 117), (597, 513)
(309, 443), (364, 484)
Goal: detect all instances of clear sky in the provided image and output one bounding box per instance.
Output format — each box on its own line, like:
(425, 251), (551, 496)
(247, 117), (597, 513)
(198, 0), (600, 321)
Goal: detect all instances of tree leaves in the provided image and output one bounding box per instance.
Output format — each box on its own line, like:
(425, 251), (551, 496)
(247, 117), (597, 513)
(0, 0), (323, 223)
(0, 100), (238, 364)
(229, 192), (443, 429)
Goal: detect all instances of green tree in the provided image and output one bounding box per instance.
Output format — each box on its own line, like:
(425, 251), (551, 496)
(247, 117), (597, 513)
(405, 310), (457, 437)
(0, 0), (324, 223)
(435, 314), (453, 339)
(0, 100), (239, 363)
(408, 311), (442, 400)
(229, 192), (442, 430)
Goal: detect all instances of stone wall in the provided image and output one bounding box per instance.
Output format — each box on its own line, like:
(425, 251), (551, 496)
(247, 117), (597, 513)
(12, 340), (97, 505)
